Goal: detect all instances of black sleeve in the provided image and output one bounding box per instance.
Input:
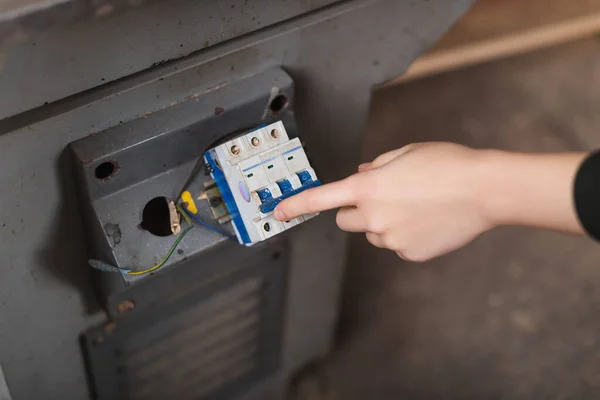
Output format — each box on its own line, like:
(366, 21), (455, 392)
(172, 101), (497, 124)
(574, 151), (600, 241)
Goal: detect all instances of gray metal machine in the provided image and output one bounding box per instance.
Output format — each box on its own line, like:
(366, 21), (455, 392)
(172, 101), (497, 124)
(0, 1), (474, 399)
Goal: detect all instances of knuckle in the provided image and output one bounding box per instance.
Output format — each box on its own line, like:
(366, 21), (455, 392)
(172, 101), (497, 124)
(372, 153), (389, 167)
(379, 234), (395, 250)
(400, 143), (417, 153)
(395, 250), (408, 261)
(409, 255), (428, 263)
(383, 235), (429, 262)
(365, 233), (382, 247)
(399, 247), (429, 263)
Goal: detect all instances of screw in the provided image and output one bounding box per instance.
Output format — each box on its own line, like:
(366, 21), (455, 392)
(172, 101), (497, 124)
(263, 222), (271, 232)
(209, 197), (222, 207)
(270, 129), (279, 139)
(251, 137), (260, 147)
(230, 145), (240, 155)
(117, 299), (135, 314)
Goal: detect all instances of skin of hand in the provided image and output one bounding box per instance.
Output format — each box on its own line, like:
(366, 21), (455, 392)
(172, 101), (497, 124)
(273, 142), (586, 262)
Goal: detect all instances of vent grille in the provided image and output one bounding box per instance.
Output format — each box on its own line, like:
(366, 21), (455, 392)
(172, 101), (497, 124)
(83, 245), (288, 400)
(121, 278), (263, 400)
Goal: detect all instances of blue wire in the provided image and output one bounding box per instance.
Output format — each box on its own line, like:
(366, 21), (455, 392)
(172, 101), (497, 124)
(182, 208), (237, 241)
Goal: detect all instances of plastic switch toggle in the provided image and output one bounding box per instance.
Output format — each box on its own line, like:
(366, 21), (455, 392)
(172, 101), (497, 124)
(276, 179), (294, 194)
(257, 188), (273, 203)
(297, 170), (313, 185)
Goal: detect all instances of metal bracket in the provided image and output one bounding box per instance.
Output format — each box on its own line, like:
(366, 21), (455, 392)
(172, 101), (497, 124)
(69, 67), (297, 315)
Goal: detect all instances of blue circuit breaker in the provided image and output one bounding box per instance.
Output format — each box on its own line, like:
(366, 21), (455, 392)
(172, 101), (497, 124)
(204, 121), (322, 245)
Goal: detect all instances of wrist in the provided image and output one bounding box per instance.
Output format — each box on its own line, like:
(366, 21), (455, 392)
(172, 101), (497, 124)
(471, 149), (512, 228)
(473, 149), (586, 232)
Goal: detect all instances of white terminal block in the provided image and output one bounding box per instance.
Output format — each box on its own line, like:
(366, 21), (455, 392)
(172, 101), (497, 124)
(205, 121), (321, 245)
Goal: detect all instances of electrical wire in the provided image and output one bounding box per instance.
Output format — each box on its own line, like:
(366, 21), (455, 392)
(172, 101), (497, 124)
(127, 203), (194, 276)
(175, 126), (256, 201)
(89, 201), (234, 275)
(88, 259), (130, 274)
(182, 206), (236, 241)
(174, 126), (261, 242)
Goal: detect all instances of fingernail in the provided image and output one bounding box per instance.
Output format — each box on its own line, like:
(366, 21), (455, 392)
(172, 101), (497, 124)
(358, 163), (371, 171)
(274, 208), (285, 221)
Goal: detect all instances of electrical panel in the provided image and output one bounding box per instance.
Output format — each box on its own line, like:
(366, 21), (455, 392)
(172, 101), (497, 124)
(204, 121), (321, 245)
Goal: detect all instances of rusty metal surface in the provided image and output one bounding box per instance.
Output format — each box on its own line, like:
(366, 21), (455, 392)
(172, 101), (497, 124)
(0, 0), (339, 120)
(0, 0), (160, 45)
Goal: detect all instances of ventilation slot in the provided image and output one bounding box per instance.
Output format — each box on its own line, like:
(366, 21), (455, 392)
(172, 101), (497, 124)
(122, 279), (263, 400)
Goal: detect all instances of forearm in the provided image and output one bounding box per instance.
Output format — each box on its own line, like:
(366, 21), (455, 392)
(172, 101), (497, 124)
(476, 150), (587, 234)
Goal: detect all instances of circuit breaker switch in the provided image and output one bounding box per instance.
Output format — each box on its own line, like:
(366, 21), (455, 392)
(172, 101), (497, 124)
(276, 179), (294, 194)
(297, 170), (313, 185)
(205, 120), (321, 245)
(257, 187), (273, 202)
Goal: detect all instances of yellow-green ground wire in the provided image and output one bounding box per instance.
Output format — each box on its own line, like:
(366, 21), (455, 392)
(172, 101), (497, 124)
(127, 203), (193, 276)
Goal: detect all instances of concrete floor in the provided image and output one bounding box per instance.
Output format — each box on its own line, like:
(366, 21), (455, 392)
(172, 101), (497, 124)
(303, 39), (600, 399)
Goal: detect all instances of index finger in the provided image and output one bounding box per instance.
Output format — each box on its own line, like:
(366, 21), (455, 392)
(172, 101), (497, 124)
(359, 144), (418, 172)
(273, 177), (358, 220)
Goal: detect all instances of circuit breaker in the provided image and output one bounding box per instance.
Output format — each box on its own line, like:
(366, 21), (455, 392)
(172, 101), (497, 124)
(205, 121), (321, 245)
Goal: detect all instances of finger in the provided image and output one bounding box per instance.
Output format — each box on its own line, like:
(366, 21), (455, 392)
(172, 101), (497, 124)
(371, 144), (418, 167)
(365, 232), (385, 248)
(336, 207), (368, 232)
(357, 163), (371, 172)
(274, 177), (359, 220)
(359, 144), (417, 172)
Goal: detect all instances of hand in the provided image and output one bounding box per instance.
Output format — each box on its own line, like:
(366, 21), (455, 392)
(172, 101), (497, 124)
(274, 142), (494, 261)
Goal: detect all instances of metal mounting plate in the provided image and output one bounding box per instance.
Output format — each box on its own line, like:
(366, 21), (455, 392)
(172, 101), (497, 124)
(69, 67), (296, 314)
